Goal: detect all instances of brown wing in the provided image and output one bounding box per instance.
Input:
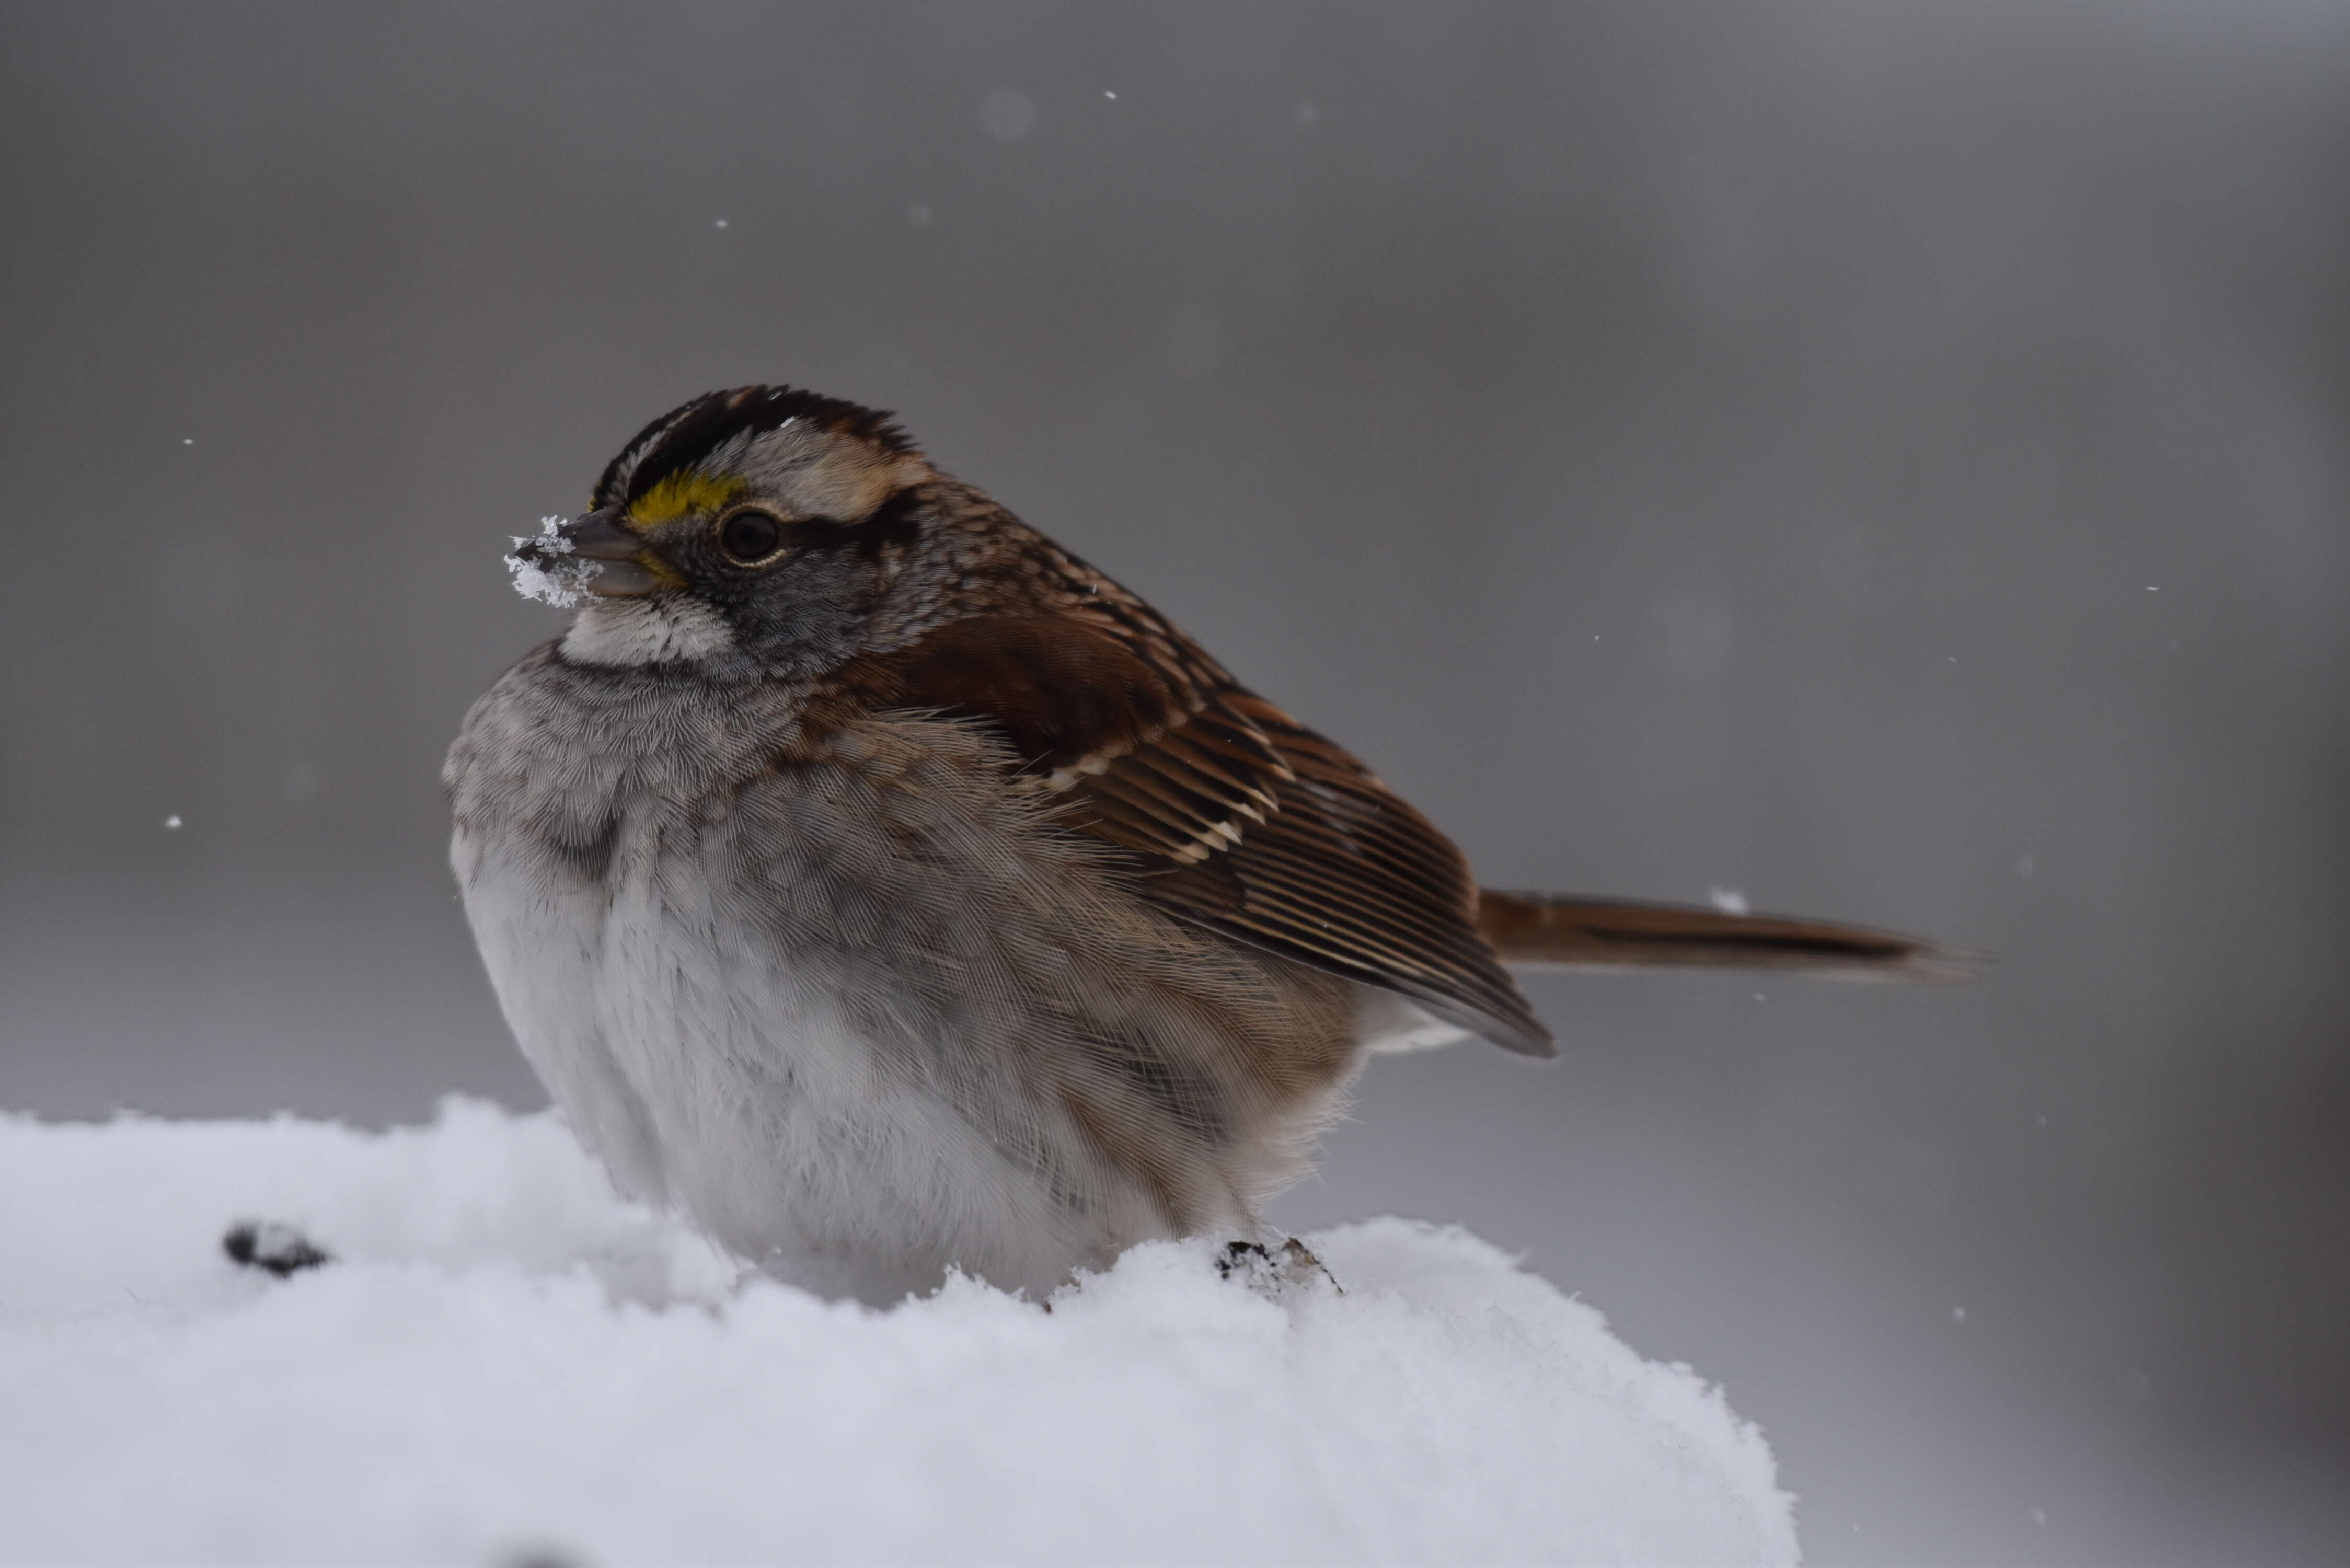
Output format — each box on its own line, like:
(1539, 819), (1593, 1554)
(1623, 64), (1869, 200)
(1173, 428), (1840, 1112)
(840, 612), (1554, 1057)
(1147, 691), (1553, 1055)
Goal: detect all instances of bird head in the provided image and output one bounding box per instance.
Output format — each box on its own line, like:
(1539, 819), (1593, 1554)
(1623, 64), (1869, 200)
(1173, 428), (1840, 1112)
(511, 386), (948, 675)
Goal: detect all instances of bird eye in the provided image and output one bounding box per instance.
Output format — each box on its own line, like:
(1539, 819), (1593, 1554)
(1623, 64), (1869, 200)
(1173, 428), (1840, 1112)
(716, 509), (785, 565)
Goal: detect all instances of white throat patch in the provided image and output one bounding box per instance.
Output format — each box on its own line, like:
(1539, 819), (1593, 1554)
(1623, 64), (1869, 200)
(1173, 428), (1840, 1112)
(562, 596), (736, 666)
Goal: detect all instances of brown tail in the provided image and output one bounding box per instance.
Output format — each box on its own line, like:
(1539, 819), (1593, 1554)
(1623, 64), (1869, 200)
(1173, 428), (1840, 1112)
(1476, 889), (1976, 983)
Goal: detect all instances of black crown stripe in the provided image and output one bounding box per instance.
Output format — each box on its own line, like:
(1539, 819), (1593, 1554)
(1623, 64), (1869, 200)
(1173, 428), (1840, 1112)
(591, 386), (915, 511)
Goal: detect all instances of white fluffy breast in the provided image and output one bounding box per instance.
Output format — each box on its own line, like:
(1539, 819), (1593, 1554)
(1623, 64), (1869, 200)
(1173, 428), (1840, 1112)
(446, 657), (1371, 1304)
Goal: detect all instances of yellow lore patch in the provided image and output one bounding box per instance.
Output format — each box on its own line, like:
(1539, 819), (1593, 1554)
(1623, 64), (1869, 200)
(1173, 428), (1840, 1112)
(629, 470), (748, 525)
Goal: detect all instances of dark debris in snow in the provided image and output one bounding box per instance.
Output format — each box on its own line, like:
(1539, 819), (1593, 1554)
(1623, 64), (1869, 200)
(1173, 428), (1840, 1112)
(222, 1219), (333, 1277)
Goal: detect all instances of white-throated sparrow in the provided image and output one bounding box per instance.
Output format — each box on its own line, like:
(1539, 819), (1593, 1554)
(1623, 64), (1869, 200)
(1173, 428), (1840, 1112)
(447, 386), (1957, 1302)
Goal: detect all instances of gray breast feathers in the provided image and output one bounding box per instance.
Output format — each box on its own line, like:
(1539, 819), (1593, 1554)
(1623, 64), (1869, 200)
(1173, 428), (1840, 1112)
(445, 646), (1366, 1301)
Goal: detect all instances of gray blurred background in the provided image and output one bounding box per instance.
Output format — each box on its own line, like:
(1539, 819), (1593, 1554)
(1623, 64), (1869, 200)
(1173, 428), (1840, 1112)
(3, 3), (2345, 1562)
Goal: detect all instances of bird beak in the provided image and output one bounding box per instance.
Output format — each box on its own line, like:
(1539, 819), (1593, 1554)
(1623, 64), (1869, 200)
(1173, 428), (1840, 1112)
(517, 507), (665, 597)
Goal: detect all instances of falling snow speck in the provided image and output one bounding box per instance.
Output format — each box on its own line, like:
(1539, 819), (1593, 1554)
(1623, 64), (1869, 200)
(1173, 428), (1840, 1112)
(713, 218), (729, 229)
(906, 203), (932, 228)
(1709, 887), (1749, 915)
(1103, 90), (1117, 100)
(181, 437), (194, 446)
(1951, 1305), (1966, 1323)
(163, 816), (183, 831)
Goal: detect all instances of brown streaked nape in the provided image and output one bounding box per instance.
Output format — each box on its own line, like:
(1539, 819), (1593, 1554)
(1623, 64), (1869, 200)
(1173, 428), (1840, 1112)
(1475, 891), (1978, 983)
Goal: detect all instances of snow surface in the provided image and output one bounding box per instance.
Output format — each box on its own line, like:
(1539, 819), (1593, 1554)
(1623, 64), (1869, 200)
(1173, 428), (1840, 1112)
(0, 1099), (1798, 1566)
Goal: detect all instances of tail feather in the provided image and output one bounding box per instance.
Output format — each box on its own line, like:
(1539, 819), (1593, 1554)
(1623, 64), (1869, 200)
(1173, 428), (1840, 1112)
(1476, 889), (1976, 983)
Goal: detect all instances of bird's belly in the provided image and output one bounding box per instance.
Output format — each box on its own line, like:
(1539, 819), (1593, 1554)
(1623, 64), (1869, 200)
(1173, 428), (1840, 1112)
(453, 832), (1121, 1302)
(447, 688), (1372, 1302)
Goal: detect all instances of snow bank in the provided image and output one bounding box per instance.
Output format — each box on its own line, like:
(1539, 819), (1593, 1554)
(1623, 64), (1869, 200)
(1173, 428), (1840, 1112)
(0, 1099), (1796, 1566)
